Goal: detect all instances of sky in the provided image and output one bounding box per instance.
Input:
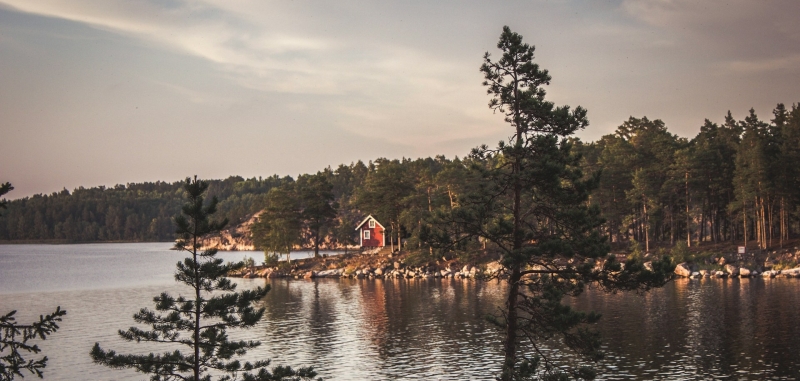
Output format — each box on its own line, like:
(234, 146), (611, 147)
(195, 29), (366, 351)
(1, 0), (799, 199)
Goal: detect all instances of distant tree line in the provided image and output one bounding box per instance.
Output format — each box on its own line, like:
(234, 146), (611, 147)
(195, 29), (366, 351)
(577, 104), (800, 252)
(0, 176), (290, 242)
(2, 104), (799, 252)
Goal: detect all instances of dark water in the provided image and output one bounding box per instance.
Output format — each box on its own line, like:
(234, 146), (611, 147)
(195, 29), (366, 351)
(1, 244), (799, 380)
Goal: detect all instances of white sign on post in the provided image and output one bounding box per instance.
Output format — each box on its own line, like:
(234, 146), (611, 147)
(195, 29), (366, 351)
(738, 246), (746, 254)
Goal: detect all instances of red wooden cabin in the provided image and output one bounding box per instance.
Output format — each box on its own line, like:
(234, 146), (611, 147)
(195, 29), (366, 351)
(355, 215), (385, 248)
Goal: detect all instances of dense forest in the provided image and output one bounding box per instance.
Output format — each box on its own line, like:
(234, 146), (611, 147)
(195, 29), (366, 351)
(2, 103), (799, 253)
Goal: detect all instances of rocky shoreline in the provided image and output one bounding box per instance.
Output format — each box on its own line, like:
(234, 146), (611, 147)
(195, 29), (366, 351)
(672, 246), (800, 279)
(673, 262), (800, 279)
(229, 258), (506, 280)
(227, 246), (800, 281)
(227, 249), (506, 280)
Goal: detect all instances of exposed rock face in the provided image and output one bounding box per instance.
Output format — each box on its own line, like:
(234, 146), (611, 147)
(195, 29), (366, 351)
(674, 263), (692, 277)
(739, 268), (751, 277)
(201, 212), (262, 251)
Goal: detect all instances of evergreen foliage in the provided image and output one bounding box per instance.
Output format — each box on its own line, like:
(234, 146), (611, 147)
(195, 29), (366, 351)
(0, 183), (12, 217)
(0, 307), (67, 380)
(90, 177), (319, 381)
(295, 174), (338, 257)
(427, 26), (674, 380)
(0, 176), (289, 242)
(3, 105), (800, 256)
(251, 186), (303, 262)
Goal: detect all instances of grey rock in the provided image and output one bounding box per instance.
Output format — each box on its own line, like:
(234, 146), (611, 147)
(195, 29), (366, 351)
(674, 263), (692, 277)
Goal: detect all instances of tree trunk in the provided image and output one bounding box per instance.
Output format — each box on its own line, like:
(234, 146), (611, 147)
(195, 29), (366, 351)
(501, 266), (521, 381)
(390, 223), (395, 253)
(193, 229), (201, 381)
(501, 79), (524, 381)
(743, 204), (747, 249)
(643, 199), (649, 252)
(313, 231), (320, 258)
(686, 172), (691, 247)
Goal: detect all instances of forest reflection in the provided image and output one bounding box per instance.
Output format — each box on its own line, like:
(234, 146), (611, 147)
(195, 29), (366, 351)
(248, 278), (800, 380)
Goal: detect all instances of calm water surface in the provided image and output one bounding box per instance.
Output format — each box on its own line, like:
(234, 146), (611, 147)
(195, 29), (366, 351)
(1, 243), (799, 380)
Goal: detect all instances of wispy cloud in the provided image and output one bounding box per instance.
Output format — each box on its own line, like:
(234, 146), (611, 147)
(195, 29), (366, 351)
(724, 54), (800, 74)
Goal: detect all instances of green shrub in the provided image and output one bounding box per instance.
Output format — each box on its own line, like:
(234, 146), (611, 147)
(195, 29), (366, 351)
(627, 240), (644, 261)
(669, 240), (692, 263)
(263, 252), (280, 266)
(243, 255), (255, 268)
(773, 260), (798, 271)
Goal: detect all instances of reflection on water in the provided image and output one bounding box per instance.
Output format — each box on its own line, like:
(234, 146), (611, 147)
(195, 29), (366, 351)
(243, 278), (506, 380)
(573, 278), (800, 380)
(1, 244), (800, 380)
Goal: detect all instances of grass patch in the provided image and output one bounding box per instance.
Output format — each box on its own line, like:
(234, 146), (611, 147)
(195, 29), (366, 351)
(773, 260), (798, 271)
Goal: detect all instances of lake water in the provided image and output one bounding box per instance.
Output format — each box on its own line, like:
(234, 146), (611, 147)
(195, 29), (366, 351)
(1, 243), (799, 380)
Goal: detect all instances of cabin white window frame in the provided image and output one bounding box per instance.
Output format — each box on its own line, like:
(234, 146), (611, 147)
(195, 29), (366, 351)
(368, 219), (375, 228)
(364, 230), (370, 240)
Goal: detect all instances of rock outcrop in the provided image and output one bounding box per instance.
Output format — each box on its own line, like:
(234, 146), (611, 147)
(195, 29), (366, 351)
(200, 212), (261, 251)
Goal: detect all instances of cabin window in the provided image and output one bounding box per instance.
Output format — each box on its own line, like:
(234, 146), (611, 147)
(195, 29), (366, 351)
(369, 220), (375, 228)
(364, 230), (371, 239)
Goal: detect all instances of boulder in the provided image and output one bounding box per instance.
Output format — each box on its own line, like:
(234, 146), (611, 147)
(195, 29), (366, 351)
(393, 261), (401, 269)
(303, 271), (314, 279)
(317, 269), (342, 278)
(485, 261), (504, 275)
(644, 262), (654, 272)
(780, 268), (800, 277)
(699, 270), (709, 277)
(462, 265), (471, 273)
(714, 271), (726, 278)
(724, 264), (739, 277)
(674, 263), (692, 277)
(374, 268), (384, 276)
(690, 272), (701, 278)
(739, 268), (751, 277)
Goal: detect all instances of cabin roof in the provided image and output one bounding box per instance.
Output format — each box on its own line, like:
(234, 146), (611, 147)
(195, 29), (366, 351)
(355, 215), (385, 230)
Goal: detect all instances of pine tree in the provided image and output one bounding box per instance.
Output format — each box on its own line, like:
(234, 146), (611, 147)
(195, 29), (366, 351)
(0, 183), (12, 217)
(429, 27), (673, 380)
(1, 182), (67, 380)
(1, 307), (67, 380)
(295, 173), (338, 257)
(252, 185), (303, 263)
(90, 176), (319, 381)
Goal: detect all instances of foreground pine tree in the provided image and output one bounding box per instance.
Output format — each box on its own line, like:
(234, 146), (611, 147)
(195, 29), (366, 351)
(91, 176), (320, 381)
(427, 27), (674, 380)
(1, 182), (67, 380)
(0, 306), (66, 380)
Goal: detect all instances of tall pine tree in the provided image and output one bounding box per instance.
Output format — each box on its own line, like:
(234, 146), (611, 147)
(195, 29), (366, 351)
(91, 176), (319, 381)
(429, 27), (673, 380)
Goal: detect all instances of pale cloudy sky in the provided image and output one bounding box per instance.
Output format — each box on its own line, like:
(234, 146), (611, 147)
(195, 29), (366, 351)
(1, 1), (799, 198)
